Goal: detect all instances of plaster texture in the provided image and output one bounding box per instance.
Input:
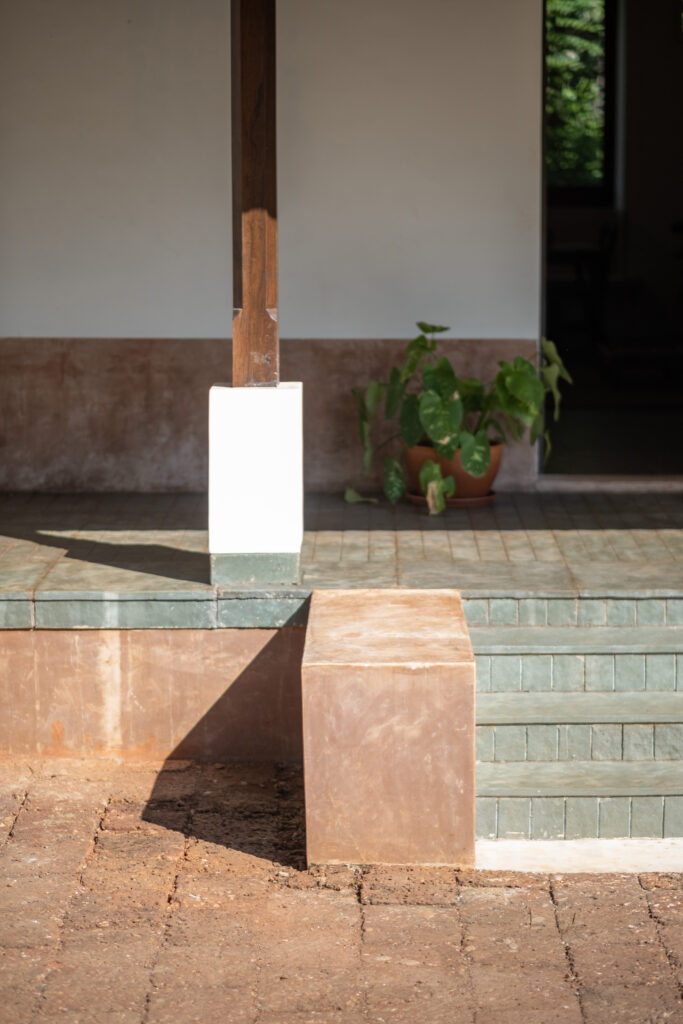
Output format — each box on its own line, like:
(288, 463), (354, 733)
(302, 590), (476, 866)
(0, 628), (305, 763)
(0, 337), (537, 492)
(0, 0), (543, 340)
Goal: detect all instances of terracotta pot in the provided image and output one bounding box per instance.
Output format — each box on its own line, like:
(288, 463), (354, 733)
(404, 441), (503, 499)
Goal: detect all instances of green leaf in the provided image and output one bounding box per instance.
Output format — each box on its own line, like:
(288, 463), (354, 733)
(383, 457), (406, 504)
(400, 335), (430, 383)
(364, 379), (385, 418)
(423, 357), (457, 399)
(418, 390), (442, 436)
(543, 429), (552, 464)
(384, 367), (405, 419)
(542, 363), (562, 421)
(351, 386), (365, 418)
(456, 376), (485, 398)
(416, 321), (449, 335)
(419, 459), (442, 489)
(344, 488), (379, 505)
(455, 376), (485, 414)
(422, 363), (438, 394)
(530, 410), (544, 445)
(541, 337), (573, 383)
(418, 459), (455, 515)
(361, 419), (373, 471)
(489, 418), (508, 443)
(424, 481), (442, 515)
(418, 390), (463, 458)
(419, 460), (445, 515)
(506, 416), (526, 442)
(432, 436), (459, 460)
(506, 370), (545, 413)
(352, 387), (374, 471)
(512, 355), (536, 374)
(399, 394), (423, 448)
(495, 367), (544, 426)
(459, 430), (491, 477)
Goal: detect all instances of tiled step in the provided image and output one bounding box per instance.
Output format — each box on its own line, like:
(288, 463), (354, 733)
(472, 626), (683, 693)
(473, 625), (683, 839)
(476, 693), (683, 766)
(13, 595), (683, 633)
(476, 794), (683, 840)
(479, 724), (679, 765)
(471, 626), (683, 655)
(476, 720), (682, 765)
(476, 652), (680, 693)
(477, 764), (683, 840)
(464, 597), (683, 628)
(478, 761), (683, 797)
(477, 692), (683, 724)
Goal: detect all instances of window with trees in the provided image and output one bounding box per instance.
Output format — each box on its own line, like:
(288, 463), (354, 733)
(545, 0), (615, 205)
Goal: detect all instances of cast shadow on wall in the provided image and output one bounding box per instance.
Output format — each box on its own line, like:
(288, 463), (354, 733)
(141, 626), (307, 870)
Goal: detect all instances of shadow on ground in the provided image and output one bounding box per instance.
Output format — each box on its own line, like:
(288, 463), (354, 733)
(22, 533), (210, 584)
(142, 761), (308, 871)
(1, 491), (682, 586)
(0, 493), (211, 584)
(141, 628), (307, 870)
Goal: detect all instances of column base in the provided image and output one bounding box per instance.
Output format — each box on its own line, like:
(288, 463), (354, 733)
(208, 381), (303, 587)
(211, 552), (301, 587)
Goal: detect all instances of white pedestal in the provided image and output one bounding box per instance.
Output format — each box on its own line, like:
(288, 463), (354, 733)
(208, 382), (303, 586)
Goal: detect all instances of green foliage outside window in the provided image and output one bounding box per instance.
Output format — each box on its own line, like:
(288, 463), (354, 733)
(546, 0), (606, 188)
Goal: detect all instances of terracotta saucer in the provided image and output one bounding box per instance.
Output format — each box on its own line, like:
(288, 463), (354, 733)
(406, 490), (496, 509)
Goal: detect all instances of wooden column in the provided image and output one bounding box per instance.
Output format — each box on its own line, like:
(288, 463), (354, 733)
(231, 0), (279, 387)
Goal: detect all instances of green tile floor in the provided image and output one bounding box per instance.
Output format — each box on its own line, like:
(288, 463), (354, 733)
(0, 491), (681, 628)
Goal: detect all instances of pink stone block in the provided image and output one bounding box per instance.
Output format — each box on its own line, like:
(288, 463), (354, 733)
(302, 589), (475, 866)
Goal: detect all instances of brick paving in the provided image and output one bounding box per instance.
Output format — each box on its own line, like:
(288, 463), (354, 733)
(1, 760), (682, 1024)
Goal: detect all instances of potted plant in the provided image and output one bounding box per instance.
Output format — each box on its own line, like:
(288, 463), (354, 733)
(347, 322), (571, 514)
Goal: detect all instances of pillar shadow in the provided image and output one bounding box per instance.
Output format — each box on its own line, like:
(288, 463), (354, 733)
(29, 534), (210, 584)
(141, 627), (307, 870)
(0, 494), (210, 584)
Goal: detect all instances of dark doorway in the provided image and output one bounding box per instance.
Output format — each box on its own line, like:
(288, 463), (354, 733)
(543, 0), (683, 474)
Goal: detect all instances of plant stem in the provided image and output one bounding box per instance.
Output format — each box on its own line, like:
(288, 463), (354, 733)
(375, 432), (402, 452)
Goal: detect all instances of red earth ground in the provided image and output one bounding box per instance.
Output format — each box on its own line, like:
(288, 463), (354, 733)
(1, 758), (681, 1024)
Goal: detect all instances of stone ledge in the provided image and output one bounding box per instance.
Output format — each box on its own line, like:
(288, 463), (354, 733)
(476, 837), (683, 870)
(1, 596), (682, 633)
(34, 597), (217, 629)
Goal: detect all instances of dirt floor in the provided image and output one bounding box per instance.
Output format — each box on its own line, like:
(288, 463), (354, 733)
(1, 759), (682, 1024)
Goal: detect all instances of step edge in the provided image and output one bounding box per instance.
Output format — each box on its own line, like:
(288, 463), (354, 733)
(471, 625), (683, 655)
(475, 838), (683, 872)
(477, 760), (683, 797)
(476, 692), (683, 725)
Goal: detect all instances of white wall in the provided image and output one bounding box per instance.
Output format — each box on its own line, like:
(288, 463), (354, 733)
(0, 0), (543, 339)
(0, 0), (232, 338)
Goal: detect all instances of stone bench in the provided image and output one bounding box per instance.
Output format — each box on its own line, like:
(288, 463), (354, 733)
(302, 588), (475, 866)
